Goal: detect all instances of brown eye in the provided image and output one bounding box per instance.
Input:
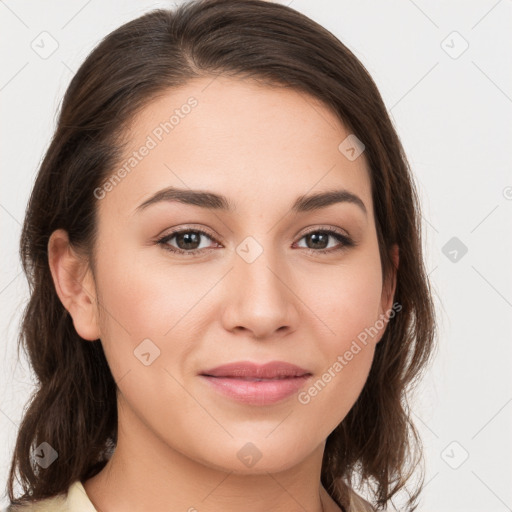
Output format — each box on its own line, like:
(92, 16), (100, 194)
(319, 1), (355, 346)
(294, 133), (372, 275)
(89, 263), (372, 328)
(157, 228), (220, 256)
(295, 229), (355, 254)
(156, 226), (355, 257)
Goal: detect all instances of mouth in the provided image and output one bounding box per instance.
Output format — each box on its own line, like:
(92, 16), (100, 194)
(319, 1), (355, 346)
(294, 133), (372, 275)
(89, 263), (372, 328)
(198, 361), (312, 405)
(199, 360), (311, 379)
(202, 376), (307, 381)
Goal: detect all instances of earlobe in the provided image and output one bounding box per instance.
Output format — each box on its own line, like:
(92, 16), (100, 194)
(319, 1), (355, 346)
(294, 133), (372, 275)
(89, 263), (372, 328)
(47, 229), (100, 341)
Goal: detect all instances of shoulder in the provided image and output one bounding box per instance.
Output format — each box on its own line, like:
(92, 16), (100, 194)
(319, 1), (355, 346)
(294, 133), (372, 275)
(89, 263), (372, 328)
(2, 494), (67, 512)
(346, 487), (377, 512)
(3, 480), (97, 512)
(346, 487), (392, 512)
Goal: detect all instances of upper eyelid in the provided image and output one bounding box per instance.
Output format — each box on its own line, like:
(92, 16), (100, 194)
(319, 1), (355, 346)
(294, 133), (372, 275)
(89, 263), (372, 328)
(158, 226), (219, 243)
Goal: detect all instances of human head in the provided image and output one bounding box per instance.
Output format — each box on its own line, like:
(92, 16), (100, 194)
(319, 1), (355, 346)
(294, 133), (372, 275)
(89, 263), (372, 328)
(8, 1), (436, 509)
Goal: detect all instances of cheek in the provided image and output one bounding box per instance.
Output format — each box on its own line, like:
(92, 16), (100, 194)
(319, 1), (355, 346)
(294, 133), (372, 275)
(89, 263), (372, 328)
(311, 248), (384, 349)
(94, 237), (203, 333)
(92, 239), (216, 380)
(92, 247), (204, 424)
(298, 248), (383, 410)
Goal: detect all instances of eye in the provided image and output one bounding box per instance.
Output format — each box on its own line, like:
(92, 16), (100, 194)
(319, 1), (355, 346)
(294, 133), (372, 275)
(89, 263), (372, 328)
(294, 227), (355, 254)
(156, 227), (220, 257)
(156, 226), (355, 257)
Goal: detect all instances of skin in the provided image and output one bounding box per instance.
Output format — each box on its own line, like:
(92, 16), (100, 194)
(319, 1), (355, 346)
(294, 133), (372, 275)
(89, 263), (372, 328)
(48, 76), (398, 512)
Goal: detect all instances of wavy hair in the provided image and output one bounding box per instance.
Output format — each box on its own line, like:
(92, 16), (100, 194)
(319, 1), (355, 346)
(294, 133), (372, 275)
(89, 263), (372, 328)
(6, 0), (436, 509)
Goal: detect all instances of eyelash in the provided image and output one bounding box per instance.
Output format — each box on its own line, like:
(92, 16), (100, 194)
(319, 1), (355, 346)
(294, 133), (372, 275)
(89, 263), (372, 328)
(156, 226), (356, 257)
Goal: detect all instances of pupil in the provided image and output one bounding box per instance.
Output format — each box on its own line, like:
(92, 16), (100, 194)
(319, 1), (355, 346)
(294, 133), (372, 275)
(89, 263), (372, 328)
(308, 232), (328, 249)
(178, 232), (200, 250)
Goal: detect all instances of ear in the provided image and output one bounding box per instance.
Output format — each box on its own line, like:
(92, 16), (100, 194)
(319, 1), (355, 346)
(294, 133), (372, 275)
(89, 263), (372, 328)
(376, 243), (399, 342)
(47, 229), (100, 341)
(381, 243), (399, 313)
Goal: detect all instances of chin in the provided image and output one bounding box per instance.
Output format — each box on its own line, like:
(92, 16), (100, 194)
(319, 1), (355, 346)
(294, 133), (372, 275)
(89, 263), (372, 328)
(197, 437), (312, 475)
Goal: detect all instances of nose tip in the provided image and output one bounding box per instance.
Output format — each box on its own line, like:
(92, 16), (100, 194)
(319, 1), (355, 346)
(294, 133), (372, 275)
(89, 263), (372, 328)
(221, 249), (299, 339)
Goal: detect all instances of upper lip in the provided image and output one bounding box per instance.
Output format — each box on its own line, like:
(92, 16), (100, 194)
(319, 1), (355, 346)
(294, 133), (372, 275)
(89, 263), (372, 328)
(200, 361), (311, 379)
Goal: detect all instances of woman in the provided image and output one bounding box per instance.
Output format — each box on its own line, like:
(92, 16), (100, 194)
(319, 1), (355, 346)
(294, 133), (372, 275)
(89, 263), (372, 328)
(4, 0), (436, 510)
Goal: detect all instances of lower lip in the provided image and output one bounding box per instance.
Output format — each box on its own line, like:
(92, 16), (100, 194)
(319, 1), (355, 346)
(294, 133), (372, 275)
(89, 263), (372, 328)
(200, 375), (311, 405)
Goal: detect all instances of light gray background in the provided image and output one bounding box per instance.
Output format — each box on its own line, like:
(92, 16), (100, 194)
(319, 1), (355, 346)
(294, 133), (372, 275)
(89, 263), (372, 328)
(1, 1), (511, 510)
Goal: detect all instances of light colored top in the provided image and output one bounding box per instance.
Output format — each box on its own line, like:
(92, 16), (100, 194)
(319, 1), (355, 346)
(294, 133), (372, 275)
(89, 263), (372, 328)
(3, 481), (96, 512)
(3, 479), (376, 512)
(347, 490), (377, 512)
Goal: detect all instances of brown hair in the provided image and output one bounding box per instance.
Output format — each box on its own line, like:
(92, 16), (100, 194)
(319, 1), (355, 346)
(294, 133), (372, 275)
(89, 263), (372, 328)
(6, 0), (436, 509)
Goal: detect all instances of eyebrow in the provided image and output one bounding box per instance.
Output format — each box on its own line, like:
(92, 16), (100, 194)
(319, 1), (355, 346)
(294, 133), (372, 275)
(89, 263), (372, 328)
(135, 186), (367, 216)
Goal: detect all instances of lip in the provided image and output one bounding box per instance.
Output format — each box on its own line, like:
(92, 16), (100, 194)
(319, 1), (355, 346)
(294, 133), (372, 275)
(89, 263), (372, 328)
(199, 361), (312, 406)
(200, 360), (311, 379)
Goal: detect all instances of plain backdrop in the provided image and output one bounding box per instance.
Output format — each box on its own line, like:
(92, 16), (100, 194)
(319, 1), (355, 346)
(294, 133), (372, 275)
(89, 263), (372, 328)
(1, 1), (511, 511)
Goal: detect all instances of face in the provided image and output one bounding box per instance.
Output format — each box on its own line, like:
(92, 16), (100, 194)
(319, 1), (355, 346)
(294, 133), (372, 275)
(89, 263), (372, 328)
(81, 76), (396, 474)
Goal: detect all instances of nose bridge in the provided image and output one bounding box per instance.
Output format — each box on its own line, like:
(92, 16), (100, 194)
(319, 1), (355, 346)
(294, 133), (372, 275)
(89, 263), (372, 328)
(223, 234), (298, 336)
(235, 234), (287, 301)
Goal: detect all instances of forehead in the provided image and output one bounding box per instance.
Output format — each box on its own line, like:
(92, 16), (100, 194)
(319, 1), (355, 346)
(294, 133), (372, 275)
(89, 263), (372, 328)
(100, 76), (373, 220)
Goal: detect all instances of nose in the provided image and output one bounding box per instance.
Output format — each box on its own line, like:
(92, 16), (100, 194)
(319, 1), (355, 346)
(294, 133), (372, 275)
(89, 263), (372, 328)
(220, 243), (300, 340)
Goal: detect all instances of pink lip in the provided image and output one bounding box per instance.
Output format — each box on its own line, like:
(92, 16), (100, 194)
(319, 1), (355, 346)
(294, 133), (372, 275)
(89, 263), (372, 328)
(200, 360), (311, 379)
(199, 361), (312, 405)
